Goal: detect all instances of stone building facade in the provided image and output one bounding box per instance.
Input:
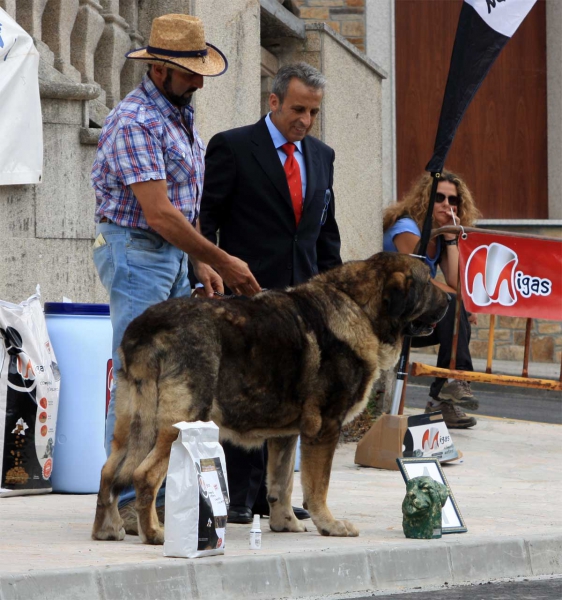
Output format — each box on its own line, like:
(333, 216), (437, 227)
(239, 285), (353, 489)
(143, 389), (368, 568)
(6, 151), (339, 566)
(0, 0), (558, 366)
(294, 0), (366, 52)
(0, 0), (386, 305)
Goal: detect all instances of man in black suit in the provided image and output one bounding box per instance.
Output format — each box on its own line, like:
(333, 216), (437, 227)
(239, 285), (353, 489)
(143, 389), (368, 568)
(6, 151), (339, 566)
(199, 62), (342, 524)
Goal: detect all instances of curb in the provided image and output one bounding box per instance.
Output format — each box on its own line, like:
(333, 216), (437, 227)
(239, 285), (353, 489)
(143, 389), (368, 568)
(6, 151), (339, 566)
(1, 534), (561, 600)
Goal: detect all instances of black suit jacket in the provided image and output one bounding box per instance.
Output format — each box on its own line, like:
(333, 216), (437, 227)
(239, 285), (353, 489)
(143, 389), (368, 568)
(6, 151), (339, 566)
(199, 116), (342, 290)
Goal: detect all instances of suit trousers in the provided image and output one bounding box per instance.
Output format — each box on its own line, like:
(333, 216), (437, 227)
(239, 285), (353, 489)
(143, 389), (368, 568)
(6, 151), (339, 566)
(223, 441), (268, 511)
(411, 293), (473, 398)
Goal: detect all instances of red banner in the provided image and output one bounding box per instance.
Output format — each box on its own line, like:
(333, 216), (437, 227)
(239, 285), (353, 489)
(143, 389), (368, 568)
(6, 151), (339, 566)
(458, 231), (562, 321)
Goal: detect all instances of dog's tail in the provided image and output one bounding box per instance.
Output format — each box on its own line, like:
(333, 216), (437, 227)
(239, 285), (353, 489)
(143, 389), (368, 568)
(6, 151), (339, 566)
(112, 347), (160, 487)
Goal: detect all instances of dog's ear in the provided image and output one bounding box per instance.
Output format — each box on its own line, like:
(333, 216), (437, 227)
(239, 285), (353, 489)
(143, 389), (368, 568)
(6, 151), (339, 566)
(383, 272), (412, 318)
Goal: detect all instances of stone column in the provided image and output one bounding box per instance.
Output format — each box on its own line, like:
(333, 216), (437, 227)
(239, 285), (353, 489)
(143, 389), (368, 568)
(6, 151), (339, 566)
(94, 0), (131, 107)
(366, 0), (396, 207)
(119, 0), (145, 96)
(120, 28), (145, 97)
(137, 0), (192, 47)
(42, 0), (81, 82)
(0, 1), (17, 18)
(14, 0), (48, 39)
(15, 0), (54, 66)
(190, 0), (261, 142)
(71, 0), (106, 86)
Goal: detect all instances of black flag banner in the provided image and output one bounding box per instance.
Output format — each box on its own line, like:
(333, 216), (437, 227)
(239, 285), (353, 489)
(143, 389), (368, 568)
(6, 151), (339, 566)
(390, 0), (538, 417)
(426, 0), (537, 173)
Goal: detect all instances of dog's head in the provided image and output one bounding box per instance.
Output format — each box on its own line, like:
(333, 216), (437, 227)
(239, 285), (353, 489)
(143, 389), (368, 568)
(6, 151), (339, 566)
(402, 476), (449, 518)
(378, 253), (450, 338)
(313, 252), (449, 344)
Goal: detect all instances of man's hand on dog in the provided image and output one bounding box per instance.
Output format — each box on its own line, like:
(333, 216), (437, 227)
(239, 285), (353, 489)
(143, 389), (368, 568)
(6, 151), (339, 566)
(192, 260), (224, 298)
(215, 254), (261, 297)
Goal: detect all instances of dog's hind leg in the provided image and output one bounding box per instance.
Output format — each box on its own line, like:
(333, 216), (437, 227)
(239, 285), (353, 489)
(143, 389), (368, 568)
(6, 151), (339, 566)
(300, 427), (359, 537)
(92, 381), (136, 541)
(133, 426), (178, 545)
(266, 436), (306, 533)
(91, 444), (128, 541)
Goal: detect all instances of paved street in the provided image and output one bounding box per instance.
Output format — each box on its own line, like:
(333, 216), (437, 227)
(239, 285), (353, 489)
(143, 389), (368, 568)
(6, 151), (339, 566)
(406, 351), (561, 425)
(350, 577), (562, 599)
(405, 380), (562, 424)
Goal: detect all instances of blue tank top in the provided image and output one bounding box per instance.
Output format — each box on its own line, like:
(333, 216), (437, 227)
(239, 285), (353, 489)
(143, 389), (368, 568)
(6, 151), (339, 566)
(383, 217), (441, 278)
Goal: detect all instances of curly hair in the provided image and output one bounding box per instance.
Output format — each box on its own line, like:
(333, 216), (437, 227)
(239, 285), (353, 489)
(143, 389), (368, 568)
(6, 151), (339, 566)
(383, 171), (481, 232)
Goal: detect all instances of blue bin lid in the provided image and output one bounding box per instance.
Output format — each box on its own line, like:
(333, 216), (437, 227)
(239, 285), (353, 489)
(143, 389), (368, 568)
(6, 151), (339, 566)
(44, 302), (110, 316)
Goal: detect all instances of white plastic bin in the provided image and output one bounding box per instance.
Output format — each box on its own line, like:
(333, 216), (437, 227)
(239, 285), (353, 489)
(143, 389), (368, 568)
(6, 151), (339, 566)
(44, 303), (112, 493)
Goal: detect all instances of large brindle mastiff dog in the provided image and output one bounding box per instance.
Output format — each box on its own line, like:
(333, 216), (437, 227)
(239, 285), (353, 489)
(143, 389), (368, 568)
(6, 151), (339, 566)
(92, 252), (448, 544)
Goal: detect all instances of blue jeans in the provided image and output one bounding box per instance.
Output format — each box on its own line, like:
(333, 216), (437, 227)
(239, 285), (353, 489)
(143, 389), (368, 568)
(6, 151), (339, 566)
(93, 222), (191, 507)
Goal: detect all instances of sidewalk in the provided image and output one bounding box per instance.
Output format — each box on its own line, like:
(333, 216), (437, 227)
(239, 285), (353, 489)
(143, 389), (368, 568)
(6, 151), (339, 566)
(1, 412), (561, 600)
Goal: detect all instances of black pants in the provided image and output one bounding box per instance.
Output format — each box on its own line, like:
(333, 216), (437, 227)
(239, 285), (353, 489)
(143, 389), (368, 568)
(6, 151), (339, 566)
(224, 441), (268, 511)
(411, 293), (473, 398)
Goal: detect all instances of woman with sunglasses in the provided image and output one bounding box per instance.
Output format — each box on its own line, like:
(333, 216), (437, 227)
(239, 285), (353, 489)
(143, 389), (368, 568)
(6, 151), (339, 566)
(383, 171), (481, 429)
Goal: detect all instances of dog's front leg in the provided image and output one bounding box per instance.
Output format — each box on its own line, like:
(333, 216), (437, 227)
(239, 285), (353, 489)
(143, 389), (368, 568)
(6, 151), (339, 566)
(300, 429), (359, 537)
(266, 436), (306, 533)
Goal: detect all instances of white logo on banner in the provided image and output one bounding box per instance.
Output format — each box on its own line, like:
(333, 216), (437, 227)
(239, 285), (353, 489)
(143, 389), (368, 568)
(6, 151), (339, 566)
(465, 0), (537, 38)
(465, 242), (552, 307)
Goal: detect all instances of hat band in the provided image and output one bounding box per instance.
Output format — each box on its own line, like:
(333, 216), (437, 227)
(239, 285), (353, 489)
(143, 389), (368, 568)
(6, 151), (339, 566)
(146, 45), (208, 58)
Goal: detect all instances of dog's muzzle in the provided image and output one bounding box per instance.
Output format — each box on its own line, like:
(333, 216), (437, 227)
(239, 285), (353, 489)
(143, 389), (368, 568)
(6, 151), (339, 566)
(405, 293), (450, 337)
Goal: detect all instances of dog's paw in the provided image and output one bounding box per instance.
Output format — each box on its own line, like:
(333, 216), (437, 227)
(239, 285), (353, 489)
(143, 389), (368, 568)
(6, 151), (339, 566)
(142, 527), (165, 545)
(91, 525), (126, 541)
(318, 519), (359, 537)
(269, 514), (307, 533)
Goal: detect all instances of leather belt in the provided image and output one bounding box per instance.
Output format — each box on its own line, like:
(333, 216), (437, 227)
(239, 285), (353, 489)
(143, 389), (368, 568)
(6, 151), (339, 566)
(99, 217), (112, 223)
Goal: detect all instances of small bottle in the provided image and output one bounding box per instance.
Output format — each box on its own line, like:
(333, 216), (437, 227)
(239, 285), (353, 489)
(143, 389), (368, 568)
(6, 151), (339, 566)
(249, 514), (262, 549)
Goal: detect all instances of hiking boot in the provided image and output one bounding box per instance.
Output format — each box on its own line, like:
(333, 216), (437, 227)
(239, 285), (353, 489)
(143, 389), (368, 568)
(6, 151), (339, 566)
(118, 503), (165, 536)
(437, 380), (479, 410)
(425, 399), (477, 429)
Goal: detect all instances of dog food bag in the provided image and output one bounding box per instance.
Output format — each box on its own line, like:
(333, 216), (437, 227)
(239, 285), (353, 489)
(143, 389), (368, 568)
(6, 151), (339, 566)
(0, 288), (61, 497)
(164, 421), (229, 558)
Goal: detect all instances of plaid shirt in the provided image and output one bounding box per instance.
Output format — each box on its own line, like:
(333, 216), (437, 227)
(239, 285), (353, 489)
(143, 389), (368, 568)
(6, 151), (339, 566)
(92, 75), (205, 230)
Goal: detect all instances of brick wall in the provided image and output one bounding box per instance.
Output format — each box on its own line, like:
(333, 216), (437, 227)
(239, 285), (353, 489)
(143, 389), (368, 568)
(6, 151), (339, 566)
(472, 315), (562, 364)
(293, 0), (366, 52)
(420, 314), (562, 366)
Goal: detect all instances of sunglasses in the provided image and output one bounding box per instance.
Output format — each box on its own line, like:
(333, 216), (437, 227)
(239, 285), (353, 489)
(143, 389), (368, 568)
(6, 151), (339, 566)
(435, 192), (460, 207)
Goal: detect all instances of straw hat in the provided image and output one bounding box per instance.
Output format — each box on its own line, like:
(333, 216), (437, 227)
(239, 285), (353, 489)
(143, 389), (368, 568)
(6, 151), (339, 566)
(126, 14), (228, 77)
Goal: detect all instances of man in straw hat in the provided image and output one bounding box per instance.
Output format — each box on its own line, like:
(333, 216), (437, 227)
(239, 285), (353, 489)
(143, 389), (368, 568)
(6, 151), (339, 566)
(199, 62), (342, 525)
(91, 14), (260, 534)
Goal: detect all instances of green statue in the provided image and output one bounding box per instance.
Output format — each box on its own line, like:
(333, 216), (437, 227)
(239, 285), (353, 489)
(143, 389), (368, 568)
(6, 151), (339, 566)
(402, 476), (449, 539)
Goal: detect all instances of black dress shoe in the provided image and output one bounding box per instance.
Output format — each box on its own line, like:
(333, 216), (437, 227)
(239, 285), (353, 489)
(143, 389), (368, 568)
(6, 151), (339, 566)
(291, 506), (310, 520)
(253, 503), (310, 520)
(227, 505), (253, 524)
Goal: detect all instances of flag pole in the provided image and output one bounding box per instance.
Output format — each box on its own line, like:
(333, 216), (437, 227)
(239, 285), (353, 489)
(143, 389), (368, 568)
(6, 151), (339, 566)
(389, 172), (441, 415)
(388, 0), (538, 416)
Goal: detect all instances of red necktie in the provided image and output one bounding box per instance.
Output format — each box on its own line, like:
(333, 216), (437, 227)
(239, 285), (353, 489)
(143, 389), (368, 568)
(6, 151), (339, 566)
(281, 142), (303, 225)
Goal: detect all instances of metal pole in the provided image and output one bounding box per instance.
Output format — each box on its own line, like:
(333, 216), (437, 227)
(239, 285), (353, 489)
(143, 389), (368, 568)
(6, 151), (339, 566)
(389, 172), (441, 415)
(389, 337), (410, 415)
(418, 172), (441, 256)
